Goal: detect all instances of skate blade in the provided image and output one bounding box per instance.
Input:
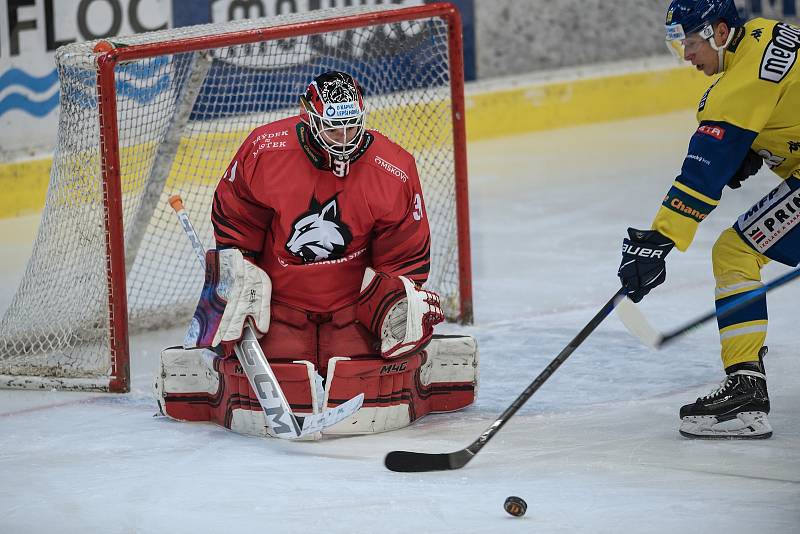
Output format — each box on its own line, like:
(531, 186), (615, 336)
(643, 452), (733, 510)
(679, 411), (772, 439)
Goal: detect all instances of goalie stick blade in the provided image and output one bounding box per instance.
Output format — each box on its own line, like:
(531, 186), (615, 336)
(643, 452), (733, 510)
(384, 449), (473, 472)
(614, 296), (663, 348)
(295, 393), (365, 436)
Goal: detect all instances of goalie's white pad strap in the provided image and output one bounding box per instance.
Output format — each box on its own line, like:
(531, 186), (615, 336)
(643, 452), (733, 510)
(214, 248), (271, 345)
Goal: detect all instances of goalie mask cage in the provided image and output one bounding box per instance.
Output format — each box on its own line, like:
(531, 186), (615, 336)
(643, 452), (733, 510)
(0, 3), (471, 393)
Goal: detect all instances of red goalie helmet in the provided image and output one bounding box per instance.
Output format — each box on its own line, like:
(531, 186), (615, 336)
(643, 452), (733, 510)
(300, 71), (367, 160)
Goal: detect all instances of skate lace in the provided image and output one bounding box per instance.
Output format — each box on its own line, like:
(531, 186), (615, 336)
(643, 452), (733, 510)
(701, 376), (732, 400)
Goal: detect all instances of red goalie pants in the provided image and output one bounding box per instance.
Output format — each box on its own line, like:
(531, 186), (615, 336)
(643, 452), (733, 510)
(255, 300), (377, 375)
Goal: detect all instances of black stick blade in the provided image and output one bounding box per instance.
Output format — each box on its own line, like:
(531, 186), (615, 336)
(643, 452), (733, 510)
(384, 449), (473, 472)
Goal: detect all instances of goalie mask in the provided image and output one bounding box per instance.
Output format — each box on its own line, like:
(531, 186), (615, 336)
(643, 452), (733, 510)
(300, 71), (367, 162)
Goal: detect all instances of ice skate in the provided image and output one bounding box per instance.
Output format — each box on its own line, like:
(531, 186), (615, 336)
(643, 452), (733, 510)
(679, 348), (771, 439)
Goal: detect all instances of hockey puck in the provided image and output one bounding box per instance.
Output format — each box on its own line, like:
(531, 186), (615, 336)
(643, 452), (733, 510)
(504, 496), (527, 517)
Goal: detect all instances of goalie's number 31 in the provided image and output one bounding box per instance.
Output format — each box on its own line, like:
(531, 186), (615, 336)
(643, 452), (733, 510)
(412, 193), (423, 221)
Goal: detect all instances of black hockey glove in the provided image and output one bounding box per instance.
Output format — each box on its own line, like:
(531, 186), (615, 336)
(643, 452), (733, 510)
(618, 228), (675, 303)
(727, 149), (763, 189)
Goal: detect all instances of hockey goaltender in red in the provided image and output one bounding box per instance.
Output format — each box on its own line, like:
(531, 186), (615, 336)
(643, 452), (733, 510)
(154, 71), (478, 438)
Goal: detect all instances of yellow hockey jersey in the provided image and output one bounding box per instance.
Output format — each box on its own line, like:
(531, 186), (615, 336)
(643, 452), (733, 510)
(652, 18), (800, 251)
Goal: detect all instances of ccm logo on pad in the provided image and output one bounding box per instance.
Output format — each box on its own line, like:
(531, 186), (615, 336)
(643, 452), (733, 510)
(696, 125), (725, 140)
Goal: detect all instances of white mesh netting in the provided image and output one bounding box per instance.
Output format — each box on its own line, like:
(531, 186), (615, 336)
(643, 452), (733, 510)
(0, 4), (467, 391)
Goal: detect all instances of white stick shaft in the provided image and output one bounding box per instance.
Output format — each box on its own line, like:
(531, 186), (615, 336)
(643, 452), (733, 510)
(174, 208), (206, 267)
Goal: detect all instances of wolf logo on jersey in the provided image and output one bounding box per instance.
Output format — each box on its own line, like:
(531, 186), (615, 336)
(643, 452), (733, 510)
(286, 196), (353, 263)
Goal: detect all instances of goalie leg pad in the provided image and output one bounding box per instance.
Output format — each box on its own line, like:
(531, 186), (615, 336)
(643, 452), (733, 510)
(420, 334), (480, 412)
(155, 347), (321, 439)
(154, 346), (219, 422)
(321, 334), (479, 435)
(222, 358), (323, 441)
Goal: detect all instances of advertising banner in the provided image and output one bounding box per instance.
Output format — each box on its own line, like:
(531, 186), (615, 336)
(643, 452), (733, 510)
(0, 0), (475, 161)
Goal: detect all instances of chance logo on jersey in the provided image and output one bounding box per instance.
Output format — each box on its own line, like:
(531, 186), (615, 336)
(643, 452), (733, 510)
(285, 196), (353, 263)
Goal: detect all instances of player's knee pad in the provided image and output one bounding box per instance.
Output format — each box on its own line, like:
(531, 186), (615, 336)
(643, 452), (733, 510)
(712, 228), (768, 295)
(322, 334), (478, 435)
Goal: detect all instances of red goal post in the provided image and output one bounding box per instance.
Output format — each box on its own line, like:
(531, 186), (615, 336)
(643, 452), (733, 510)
(0, 2), (471, 393)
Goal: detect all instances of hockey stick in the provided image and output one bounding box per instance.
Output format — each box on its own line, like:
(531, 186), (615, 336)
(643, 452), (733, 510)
(616, 266), (800, 348)
(168, 195), (364, 439)
(384, 289), (626, 472)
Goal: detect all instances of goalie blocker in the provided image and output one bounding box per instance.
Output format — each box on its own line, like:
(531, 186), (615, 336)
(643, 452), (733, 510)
(155, 334), (478, 437)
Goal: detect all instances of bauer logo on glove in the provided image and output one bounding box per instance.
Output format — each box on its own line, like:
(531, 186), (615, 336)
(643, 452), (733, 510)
(618, 228), (675, 303)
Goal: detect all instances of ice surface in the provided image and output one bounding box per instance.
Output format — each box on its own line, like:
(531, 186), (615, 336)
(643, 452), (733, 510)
(1, 111), (798, 533)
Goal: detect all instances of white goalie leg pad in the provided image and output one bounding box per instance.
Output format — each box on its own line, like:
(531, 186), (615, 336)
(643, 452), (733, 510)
(679, 411), (773, 439)
(154, 346), (219, 420)
(419, 334), (479, 402)
(156, 348), (324, 440)
(229, 407), (269, 438)
(226, 360), (323, 441)
(320, 356), (412, 435)
(322, 335), (479, 435)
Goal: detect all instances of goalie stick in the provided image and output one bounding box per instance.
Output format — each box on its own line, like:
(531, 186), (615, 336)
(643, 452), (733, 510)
(384, 289), (625, 472)
(615, 265), (800, 348)
(168, 195), (364, 439)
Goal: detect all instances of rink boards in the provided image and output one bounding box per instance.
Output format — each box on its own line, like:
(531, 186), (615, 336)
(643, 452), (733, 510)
(0, 57), (713, 219)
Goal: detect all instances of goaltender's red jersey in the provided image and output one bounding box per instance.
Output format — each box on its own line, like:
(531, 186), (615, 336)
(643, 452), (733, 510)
(211, 115), (431, 312)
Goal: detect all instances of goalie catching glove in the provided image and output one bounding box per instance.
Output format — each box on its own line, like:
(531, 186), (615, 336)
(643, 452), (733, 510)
(184, 248), (271, 349)
(356, 268), (444, 359)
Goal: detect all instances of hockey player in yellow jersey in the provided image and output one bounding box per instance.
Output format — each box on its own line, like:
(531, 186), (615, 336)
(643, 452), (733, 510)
(618, 0), (800, 439)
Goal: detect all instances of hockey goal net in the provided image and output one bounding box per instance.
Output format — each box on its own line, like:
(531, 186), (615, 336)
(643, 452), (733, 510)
(0, 3), (471, 392)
